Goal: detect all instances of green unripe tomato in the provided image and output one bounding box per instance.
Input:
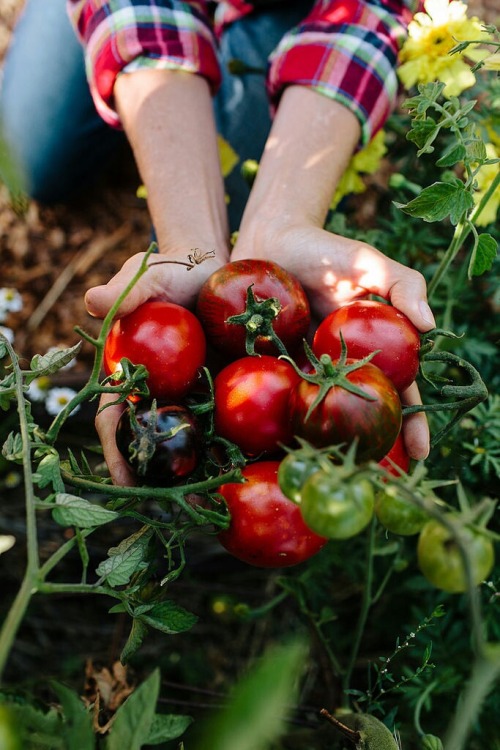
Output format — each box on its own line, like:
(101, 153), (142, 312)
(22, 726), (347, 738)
(375, 485), (428, 536)
(277, 453), (321, 504)
(300, 470), (375, 540)
(417, 519), (494, 593)
(421, 734), (444, 750)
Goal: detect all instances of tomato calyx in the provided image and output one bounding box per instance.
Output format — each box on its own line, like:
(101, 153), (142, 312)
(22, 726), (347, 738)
(120, 400), (193, 479)
(102, 357), (150, 401)
(225, 284), (288, 356)
(287, 337), (382, 421)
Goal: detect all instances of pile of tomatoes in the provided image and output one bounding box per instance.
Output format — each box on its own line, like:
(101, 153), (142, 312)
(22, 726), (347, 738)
(101, 259), (494, 589)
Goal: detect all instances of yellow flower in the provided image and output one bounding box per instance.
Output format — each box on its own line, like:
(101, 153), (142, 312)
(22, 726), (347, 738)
(330, 130), (387, 210)
(398, 0), (488, 97)
(473, 143), (500, 227)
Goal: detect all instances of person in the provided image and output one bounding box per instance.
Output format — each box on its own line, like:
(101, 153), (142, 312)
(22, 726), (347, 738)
(1, 0), (435, 486)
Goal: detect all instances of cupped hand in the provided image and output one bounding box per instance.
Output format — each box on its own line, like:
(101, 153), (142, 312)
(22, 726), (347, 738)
(232, 224), (436, 460)
(85, 248), (227, 320)
(87, 247), (229, 485)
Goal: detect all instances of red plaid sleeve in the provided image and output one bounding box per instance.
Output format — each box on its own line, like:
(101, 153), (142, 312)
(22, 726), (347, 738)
(67, 0), (221, 127)
(267, 0), (413, 145)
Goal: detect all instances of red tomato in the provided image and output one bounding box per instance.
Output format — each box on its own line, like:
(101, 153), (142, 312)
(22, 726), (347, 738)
(312, 300), (420, 393)
(103, 301), (206, 400)
(289, 360), (402, 462)
(378, 432), (411, 476)
(217, 461), (327, 568)
(213, 355), (301, 456)
(196, 259), (310, 358)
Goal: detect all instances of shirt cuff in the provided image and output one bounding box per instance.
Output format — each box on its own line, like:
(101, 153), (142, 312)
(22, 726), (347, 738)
(67, 0), (221, 128)
(267, 0), (411, 146)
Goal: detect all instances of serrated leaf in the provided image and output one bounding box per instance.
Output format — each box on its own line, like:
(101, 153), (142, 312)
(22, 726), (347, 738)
(52, 493), (119, 529)
(468, 233), (498, 278)
(96, 542), (148, 587)
(28, 342), (82, 379)
(406, 119), (437, 149)
(120, 619), (149, 665)
(394, 181), (474, 224)
(146, 713), (193, 745)
(436, 143), (466, 167)
(138, 601), (198, 635)
(105, 669), (160, 750)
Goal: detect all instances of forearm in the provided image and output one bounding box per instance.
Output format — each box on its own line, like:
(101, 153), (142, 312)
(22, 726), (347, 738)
(239, 86), (361, 238)
(114, 68), (230, 261)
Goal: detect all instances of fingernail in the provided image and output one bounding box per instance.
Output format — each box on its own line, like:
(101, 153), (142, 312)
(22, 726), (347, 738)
(419, 301), (435, 328)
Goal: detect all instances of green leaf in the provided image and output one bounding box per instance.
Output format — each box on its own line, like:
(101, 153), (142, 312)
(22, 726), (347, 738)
(436, 143), (466, 167)
(137, 601), (198, 635)
(96, 545), (147, 587)
(120, 618), (149, 665)
(27, 342), (82, 381)
(192, 639), (307, 750)
(146, 713), (193, 745)
(33, 451), (64, 491)
(105, 669), (160, 750)
(52, 493), (119, 529)
(2, 432), (24, 462)
(406, 118), (438, 150)
(468, 233), (498, 278)
(51, 682), (95, 750)
(394, 181), (474, 225)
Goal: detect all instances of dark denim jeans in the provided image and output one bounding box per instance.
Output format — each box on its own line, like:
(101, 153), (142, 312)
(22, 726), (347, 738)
(0, 0), (312, 229)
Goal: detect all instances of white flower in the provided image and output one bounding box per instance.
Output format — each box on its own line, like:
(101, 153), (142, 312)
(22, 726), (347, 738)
(26, 376), (52, 402)
(45, 387), (80, 416)
(0, 288), (23, 318)
(0, 326), (15, 344)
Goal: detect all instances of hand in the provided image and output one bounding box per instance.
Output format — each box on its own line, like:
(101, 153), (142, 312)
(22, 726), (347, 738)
(86, 247), (229, 485)
(232, 223), (435, 460)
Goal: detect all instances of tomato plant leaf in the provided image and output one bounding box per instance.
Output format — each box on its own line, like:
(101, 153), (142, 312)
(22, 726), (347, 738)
(27, 342), (82, 381)
(436, 143), (466, 167)
(52, 493), (119, 529)
(137, 601), (198, 635)
(394, 181), (475, 225)
(51, 682), (95, 750)
(2, 431), (24, 462)
(120, 618), (149, 665)
(33, 451), (64, 491)
(105, 668), (160, 750)
(146, 713), (193, 745)
(96, 546), (148, 587)
(468, 233), (497, 278)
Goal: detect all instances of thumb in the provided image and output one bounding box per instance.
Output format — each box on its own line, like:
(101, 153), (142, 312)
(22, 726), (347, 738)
(387, 279), (436, 333)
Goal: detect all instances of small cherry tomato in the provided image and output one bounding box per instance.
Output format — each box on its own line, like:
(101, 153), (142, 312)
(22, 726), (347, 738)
(300, 469), (375, 539)
(375, 485), (429, 536)
(104, 301), (206, 400)
(213, 355), (301, 456)
(277, 452), (322, 504)
(312, 300), (421, 393)
(196, 259), (310, 358)
(116, 402), (202, 485)
(417, 519), (495, 593)
(217, 461), (327, 568)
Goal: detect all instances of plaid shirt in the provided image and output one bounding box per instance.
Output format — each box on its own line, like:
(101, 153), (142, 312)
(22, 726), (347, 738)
(67, 0), (417, 144)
